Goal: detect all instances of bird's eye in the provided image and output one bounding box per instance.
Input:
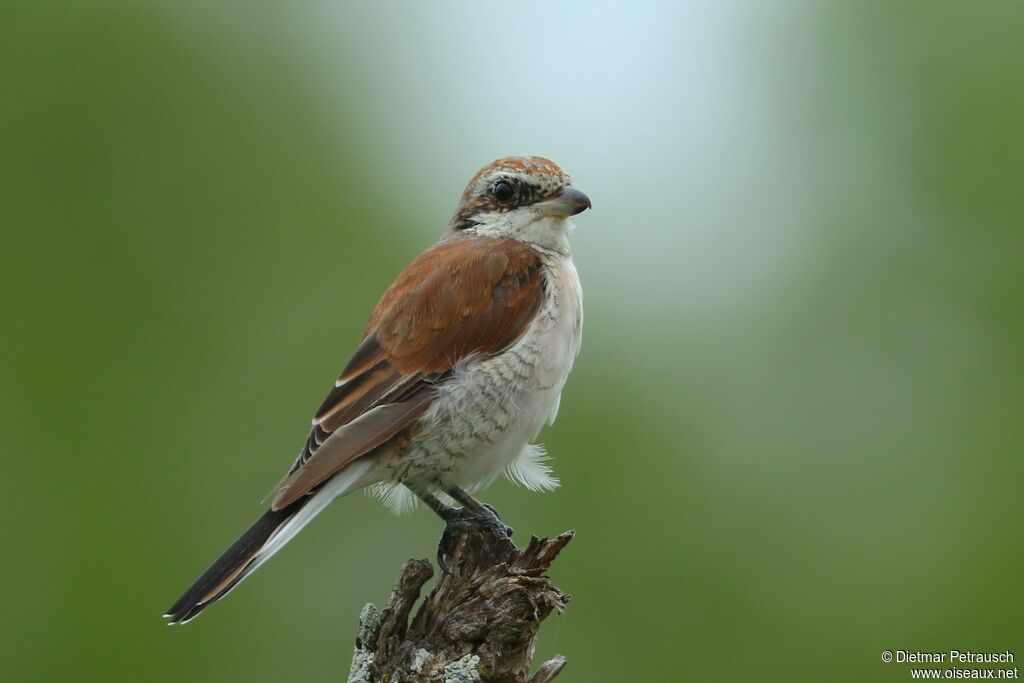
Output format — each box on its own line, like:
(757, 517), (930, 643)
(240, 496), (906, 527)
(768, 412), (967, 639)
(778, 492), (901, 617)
(492, 181), (514, 202)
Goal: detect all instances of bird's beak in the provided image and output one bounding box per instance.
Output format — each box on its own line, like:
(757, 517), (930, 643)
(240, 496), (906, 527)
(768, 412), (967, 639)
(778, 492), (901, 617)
(536, 187), (592, 217)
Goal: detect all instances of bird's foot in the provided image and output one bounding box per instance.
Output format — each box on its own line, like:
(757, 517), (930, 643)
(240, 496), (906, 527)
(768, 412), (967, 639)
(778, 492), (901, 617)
(436, 505), (513, 575)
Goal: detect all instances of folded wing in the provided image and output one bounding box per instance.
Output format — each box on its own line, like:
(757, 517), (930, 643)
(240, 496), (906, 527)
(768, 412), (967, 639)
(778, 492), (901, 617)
(271, 237), (544, 509)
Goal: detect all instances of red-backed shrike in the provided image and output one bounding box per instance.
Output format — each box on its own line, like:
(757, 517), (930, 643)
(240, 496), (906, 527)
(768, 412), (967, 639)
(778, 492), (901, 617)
(165, 156), (589, 624)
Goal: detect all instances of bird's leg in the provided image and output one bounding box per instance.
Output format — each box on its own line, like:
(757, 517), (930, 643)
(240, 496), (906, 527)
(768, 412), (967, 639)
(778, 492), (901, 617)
(415, 487), (513, 575)
(445, 486), (512, 534)
(415, 491), (465, 574)
(418, 491), (457, 519)
(440, 486), (514, 570)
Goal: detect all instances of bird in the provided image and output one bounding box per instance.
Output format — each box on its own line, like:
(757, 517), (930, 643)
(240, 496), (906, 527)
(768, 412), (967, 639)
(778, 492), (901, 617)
(164, 156), (590, 624)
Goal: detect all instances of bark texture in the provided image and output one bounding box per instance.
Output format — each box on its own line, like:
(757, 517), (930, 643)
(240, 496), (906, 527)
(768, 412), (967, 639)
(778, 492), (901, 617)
(347, 527), (574, 683)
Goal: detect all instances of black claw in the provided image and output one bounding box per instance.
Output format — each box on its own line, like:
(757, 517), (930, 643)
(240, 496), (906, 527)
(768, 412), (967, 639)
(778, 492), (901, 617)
(436, 514), (467, 576)
(475, 503), (513, 538)
(436, 538), (453, 576)
(491, 518), (514, 540)
(434, 505), (513, 575)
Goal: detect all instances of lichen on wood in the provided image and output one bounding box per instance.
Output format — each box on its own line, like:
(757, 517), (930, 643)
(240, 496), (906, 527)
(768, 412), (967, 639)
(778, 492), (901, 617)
(346, 526), (574, 683)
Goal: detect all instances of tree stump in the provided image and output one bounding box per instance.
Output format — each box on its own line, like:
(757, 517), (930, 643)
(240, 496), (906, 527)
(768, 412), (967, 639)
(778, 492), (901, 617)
(347, 526), (574, 683)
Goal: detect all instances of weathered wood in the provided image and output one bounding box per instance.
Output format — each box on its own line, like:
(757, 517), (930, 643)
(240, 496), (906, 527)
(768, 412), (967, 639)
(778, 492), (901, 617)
(347, 527), (574, 683)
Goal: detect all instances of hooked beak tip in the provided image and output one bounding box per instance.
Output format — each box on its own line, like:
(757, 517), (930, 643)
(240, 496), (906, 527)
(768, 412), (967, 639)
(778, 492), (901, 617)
(539, 186), (591, 217)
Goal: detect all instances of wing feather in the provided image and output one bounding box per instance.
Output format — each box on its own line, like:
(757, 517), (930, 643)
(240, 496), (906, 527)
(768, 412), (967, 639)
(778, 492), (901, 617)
(270, 237), (543, 510)
(272, 392), (434, 509)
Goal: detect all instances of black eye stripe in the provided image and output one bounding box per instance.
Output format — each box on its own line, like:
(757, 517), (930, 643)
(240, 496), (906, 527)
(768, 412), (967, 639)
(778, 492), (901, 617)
(482, 177), (547, 209)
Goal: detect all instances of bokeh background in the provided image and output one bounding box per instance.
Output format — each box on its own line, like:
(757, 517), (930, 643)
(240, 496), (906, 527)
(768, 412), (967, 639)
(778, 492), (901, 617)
(3, 2), (1022, 681)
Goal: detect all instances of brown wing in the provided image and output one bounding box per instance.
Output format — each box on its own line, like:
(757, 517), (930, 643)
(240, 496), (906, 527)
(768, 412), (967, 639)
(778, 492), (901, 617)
(271, 237), (544, 510)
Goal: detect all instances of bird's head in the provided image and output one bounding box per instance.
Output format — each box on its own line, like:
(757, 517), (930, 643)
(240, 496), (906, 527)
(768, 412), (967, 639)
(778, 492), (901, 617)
(448, 156), (591, 253)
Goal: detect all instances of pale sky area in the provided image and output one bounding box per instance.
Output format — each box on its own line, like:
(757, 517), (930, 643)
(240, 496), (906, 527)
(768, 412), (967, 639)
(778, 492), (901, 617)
(278, 2), (849, 321)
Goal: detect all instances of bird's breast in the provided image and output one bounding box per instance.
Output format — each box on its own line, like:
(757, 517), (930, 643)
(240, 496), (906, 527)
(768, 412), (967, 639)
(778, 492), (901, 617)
(403, 253), (582, 486)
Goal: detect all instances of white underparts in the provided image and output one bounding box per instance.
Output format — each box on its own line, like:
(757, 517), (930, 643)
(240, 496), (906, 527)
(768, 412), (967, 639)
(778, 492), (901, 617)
(367, 442), (561, 515)
(368, 480), (419, 515)
(505, 443), (560, 492)
(466, 209), (575, 255)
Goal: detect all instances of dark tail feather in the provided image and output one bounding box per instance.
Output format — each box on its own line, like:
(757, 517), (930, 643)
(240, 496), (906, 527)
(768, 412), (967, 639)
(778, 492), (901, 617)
(163, 499), (306, 625)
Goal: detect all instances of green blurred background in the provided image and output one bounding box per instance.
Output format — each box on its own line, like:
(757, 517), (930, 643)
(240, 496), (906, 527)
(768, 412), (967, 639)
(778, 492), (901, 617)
(2, 2), (1022, 681)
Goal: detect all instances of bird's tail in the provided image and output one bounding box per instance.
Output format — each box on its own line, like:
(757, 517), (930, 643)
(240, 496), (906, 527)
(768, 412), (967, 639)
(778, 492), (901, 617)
(164, 459), (373, 624)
